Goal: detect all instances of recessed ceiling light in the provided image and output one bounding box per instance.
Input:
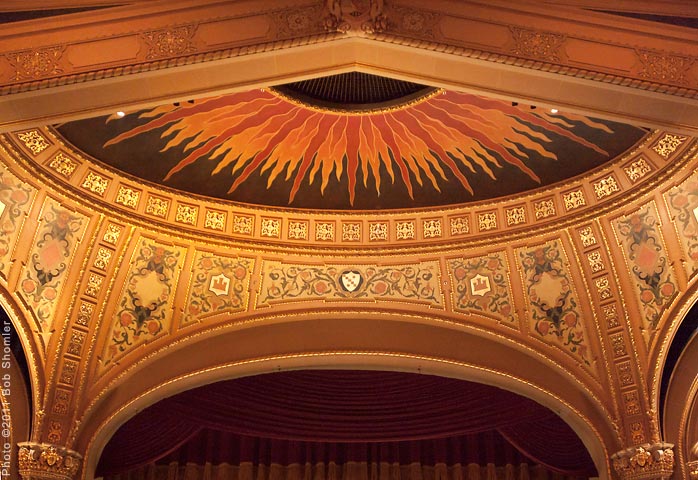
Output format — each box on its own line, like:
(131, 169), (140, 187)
(550, 108), (558, 114)
(116, 111), (126, 117)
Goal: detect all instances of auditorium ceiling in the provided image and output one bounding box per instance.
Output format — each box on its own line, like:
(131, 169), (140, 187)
(55, 73), (648, 210)
(0, 2), (697, 480)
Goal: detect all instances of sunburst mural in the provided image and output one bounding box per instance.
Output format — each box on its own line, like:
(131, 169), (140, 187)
(56, 86), (647, 210)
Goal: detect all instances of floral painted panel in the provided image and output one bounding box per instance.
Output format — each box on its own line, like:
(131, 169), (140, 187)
(104, 238), (186, 364)
(665, 173), (698, 277)
(182, 252), (253, 325)
(0, 168), (35, 277)
(614, 203), (677, 337)
(518, 240), (591, 365)
(18, 199), (87, 335)
(259, 261), (443, 307)
(448, 252), (517, 325)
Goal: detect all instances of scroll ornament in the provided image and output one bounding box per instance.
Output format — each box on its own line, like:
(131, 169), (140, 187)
(18, 442), (82, 480)
(611, 443), (674, 480)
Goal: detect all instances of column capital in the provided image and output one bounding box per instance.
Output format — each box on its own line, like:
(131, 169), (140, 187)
(688, 459), (698, 480)
(17, 442), (82, 480)
(611, 443), (674, 480)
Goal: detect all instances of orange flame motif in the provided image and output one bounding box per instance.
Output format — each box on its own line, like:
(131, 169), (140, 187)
(106, 90), (611, 206)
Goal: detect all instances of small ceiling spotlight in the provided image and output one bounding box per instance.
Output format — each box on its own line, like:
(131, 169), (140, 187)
(511, 102), (518, 106)
(550, 108), (559, 114)
(530, 105), (537, 110)
(116, 111), (126, 118)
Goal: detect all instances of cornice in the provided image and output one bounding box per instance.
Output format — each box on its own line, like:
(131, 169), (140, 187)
(0, 1), (696, 133)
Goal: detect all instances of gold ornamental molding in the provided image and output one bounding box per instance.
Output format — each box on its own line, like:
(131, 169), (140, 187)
(17, 442), (82, 480)
(612, 443), (675, 480)
(0, 1), (697, 133)
(3, 128), (693, 256)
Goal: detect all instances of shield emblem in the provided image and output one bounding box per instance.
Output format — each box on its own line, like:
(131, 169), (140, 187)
(209, 273), (231, 296)
(340, 270), (363, 292)
(470, 274), (491, 296)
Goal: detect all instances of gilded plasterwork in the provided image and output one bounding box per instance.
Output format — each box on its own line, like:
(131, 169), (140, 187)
(17, 130), (50, 155)
(103, 238), (186, 365)
(258, 260), (443, 307)
(665, 170), (698, 277)
(181, 252), (253, 326)
(0, 167), (35, 277)
(613, 203), (677, 341)
(18, 198), (87, 336)
(7, 46), (64, 81)
(517, 240), (591, 365)
(448, 252), (517, 325)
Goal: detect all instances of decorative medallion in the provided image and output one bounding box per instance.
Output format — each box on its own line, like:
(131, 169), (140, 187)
(506, 206), (526, 226)
(637, 49), (694, 85)
(624, 157), (652, 183)
(175, 204), (198, 225)
(339, 270), (363, 293)
(141, 25), (197, 59)
(593, 175), (619, 199)
(510, 27), (565, 62)
(614, 203), (677, 338)
(534, 198), (556, 220)
(104, 239), (185, 363)
(182, 252), (252, 325)
(17, 130), (50, 155)
(115, 185), (140, 208)
(450, 216), (469, 235)
(233, 215), (253, 235)
(518, 240), (590, 364)
(369, 222), (388, 241)
(145, 196), (169, 218)
(48, 152), (78, 178)
(7, 46), (64, 81)
(19, 200), (87, 334)
(422, 219), (441, 239)
(81, 171), (109, 196)
(204, 210), (226, 231)
(449, 253), (516, 324)
(259, 260), (443, 306)
(289, 220), (308, 240)
(103, 223), (122, 245)
(342, 222), (361, 241)
(653, 133), (687, 158)
(563, 189), (586, 211)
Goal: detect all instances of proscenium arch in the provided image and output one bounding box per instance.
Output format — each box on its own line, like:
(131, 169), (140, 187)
(78, 314), (616, 480)
(650, 282), (698, 429)
(0, 284), (44, 437)
(654, 285), (698, 480)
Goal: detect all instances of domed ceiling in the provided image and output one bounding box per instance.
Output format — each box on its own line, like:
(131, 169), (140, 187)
(56, 73), (648, 210)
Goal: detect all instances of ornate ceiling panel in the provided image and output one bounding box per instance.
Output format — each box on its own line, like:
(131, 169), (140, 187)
(55, 81), (647, 210)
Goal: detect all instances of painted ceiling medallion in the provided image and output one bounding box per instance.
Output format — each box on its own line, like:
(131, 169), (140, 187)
(56, 75), (646, 210)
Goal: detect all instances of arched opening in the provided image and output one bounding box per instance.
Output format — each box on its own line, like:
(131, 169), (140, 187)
(660, 298), (698, 480)
(96, 370), (597, 480)
(80, 316), (613, 480)
(0, 305), (33, 479)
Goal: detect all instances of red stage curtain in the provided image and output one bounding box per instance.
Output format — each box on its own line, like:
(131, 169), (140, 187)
(98, 371), (596, 478)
